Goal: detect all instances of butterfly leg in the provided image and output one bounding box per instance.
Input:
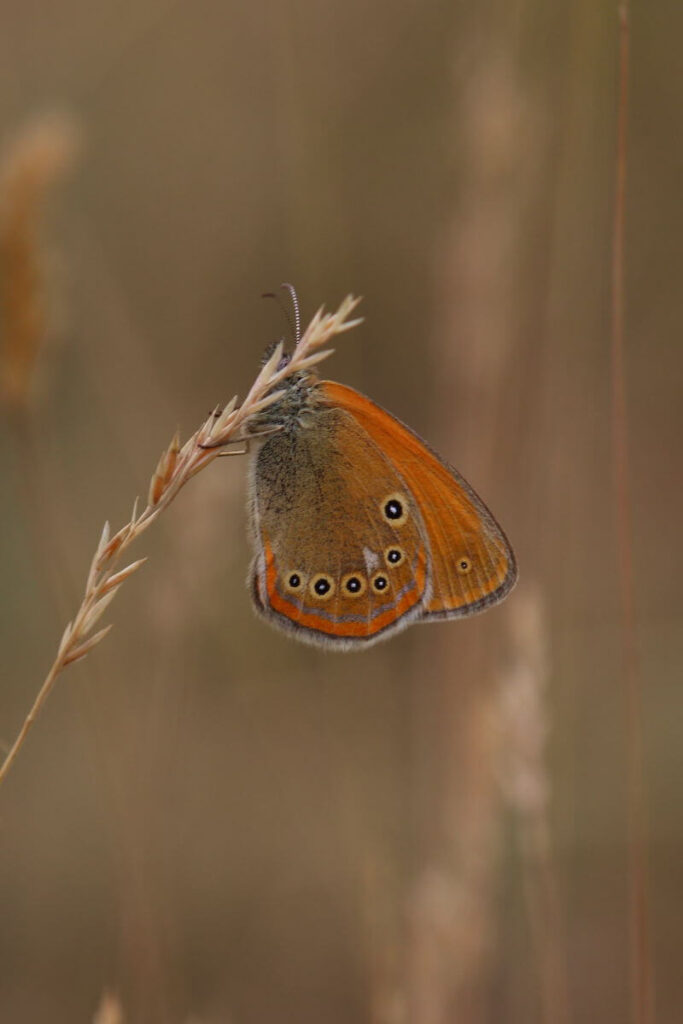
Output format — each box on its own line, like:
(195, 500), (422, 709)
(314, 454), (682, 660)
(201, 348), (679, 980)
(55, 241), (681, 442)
(216, 440), (249, 458)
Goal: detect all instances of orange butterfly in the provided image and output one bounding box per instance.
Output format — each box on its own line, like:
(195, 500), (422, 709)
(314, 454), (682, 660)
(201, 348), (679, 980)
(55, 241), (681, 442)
(245, 297), (516, 649)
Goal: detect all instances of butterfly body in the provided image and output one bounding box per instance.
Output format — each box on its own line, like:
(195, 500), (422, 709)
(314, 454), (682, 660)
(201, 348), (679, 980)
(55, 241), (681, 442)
(246, 369), (516, 650)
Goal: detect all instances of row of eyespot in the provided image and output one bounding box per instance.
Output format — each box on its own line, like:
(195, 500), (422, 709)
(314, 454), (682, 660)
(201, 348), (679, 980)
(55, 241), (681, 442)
(283, 549), (475, 603)
(284, 546), (406, 601)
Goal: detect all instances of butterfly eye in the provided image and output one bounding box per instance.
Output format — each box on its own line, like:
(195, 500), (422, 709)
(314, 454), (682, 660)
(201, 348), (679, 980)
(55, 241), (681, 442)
(342, 573), (367, 597)
(284, 571), (306, 593)
(371, 572), (390, 593)
(381, 492), (409, 527)
(384, 546), (405, 568)
(309, 573), (335, 600)
(457, 558), (473, 575)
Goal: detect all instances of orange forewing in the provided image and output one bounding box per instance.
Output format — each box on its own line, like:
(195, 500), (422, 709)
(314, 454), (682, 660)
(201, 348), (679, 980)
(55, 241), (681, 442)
(319, 381), (516, 617)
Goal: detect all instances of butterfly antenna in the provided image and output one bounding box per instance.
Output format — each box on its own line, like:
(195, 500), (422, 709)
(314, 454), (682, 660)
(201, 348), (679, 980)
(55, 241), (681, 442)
(280, 282), (302, 346)
(261, 289), (295, 342)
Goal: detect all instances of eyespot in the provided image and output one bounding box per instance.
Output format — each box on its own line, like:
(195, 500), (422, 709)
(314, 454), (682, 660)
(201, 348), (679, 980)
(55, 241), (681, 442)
(342, 572), (366, 597)
(457, 557), (473, 575)
(284, 571), (305, 593)
(384, 546), (405, 568)
(309, 573), (335, 600)
(371, 572), (390, 593)
(380, 492), (409, 527)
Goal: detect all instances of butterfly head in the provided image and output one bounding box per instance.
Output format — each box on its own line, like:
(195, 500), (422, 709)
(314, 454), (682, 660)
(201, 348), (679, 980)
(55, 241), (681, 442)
(250, 284), (323, 433)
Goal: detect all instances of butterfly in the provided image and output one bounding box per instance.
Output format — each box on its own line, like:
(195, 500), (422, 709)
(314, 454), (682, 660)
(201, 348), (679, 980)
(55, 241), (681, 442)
(244, 290), (517, 650)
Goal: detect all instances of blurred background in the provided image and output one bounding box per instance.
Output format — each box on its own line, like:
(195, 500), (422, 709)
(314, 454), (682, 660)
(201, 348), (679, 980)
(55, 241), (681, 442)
(0, 1), (681, 1022)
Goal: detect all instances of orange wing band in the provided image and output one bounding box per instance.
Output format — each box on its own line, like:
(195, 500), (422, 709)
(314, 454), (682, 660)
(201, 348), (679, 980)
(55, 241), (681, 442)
(263, 540), (428, 640)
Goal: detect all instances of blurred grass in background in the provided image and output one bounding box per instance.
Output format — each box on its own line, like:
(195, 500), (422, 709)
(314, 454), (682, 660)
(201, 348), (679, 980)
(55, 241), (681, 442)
(0, 1), (681, 1022)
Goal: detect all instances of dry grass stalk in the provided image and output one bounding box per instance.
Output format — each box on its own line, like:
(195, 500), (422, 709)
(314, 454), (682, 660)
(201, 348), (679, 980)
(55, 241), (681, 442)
(0, 112), (80, 413)
(499, 587), (569, 1024)
(409, 693), (502, 1024)
(610, 6), (655, 1023)
(411, 46), (536, 1024)
(0, 113), (82, 618)
(92, 991), (125, 1024)
(498, 588), (549, 847)
(0, 296), (362, 787)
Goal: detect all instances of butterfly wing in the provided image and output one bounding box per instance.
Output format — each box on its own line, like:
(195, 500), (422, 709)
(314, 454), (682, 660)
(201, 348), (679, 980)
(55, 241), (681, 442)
(249, 406), (430, 649)
(319, 382), (517, 619)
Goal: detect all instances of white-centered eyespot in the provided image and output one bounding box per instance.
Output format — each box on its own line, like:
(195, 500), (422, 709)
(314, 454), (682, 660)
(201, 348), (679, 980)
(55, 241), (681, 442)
(309, 573), (336, 601)
(284, 570), (306, 593)
(384, 545), (405, 568)
(341, 572), (367, 597)
(457, 557), (473, 575)
(371, 571), (390, 594)
(380, 492), (409, 528)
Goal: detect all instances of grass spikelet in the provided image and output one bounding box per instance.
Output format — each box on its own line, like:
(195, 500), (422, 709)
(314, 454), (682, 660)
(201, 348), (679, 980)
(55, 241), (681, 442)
(149, 432), (181, 505)
(296, 347), (335, 370)
(212, 395), (238, 433)
(62, 624), (114, 667)
(100, 558), (147, 595)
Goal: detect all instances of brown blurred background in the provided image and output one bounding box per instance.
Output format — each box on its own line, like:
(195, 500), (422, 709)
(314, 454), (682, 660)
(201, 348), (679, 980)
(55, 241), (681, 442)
(0, 1), (681, 1022)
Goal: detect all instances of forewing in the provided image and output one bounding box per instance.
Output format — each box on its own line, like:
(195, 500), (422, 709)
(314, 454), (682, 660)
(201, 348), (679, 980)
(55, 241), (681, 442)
(319, 382), (517, 619)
